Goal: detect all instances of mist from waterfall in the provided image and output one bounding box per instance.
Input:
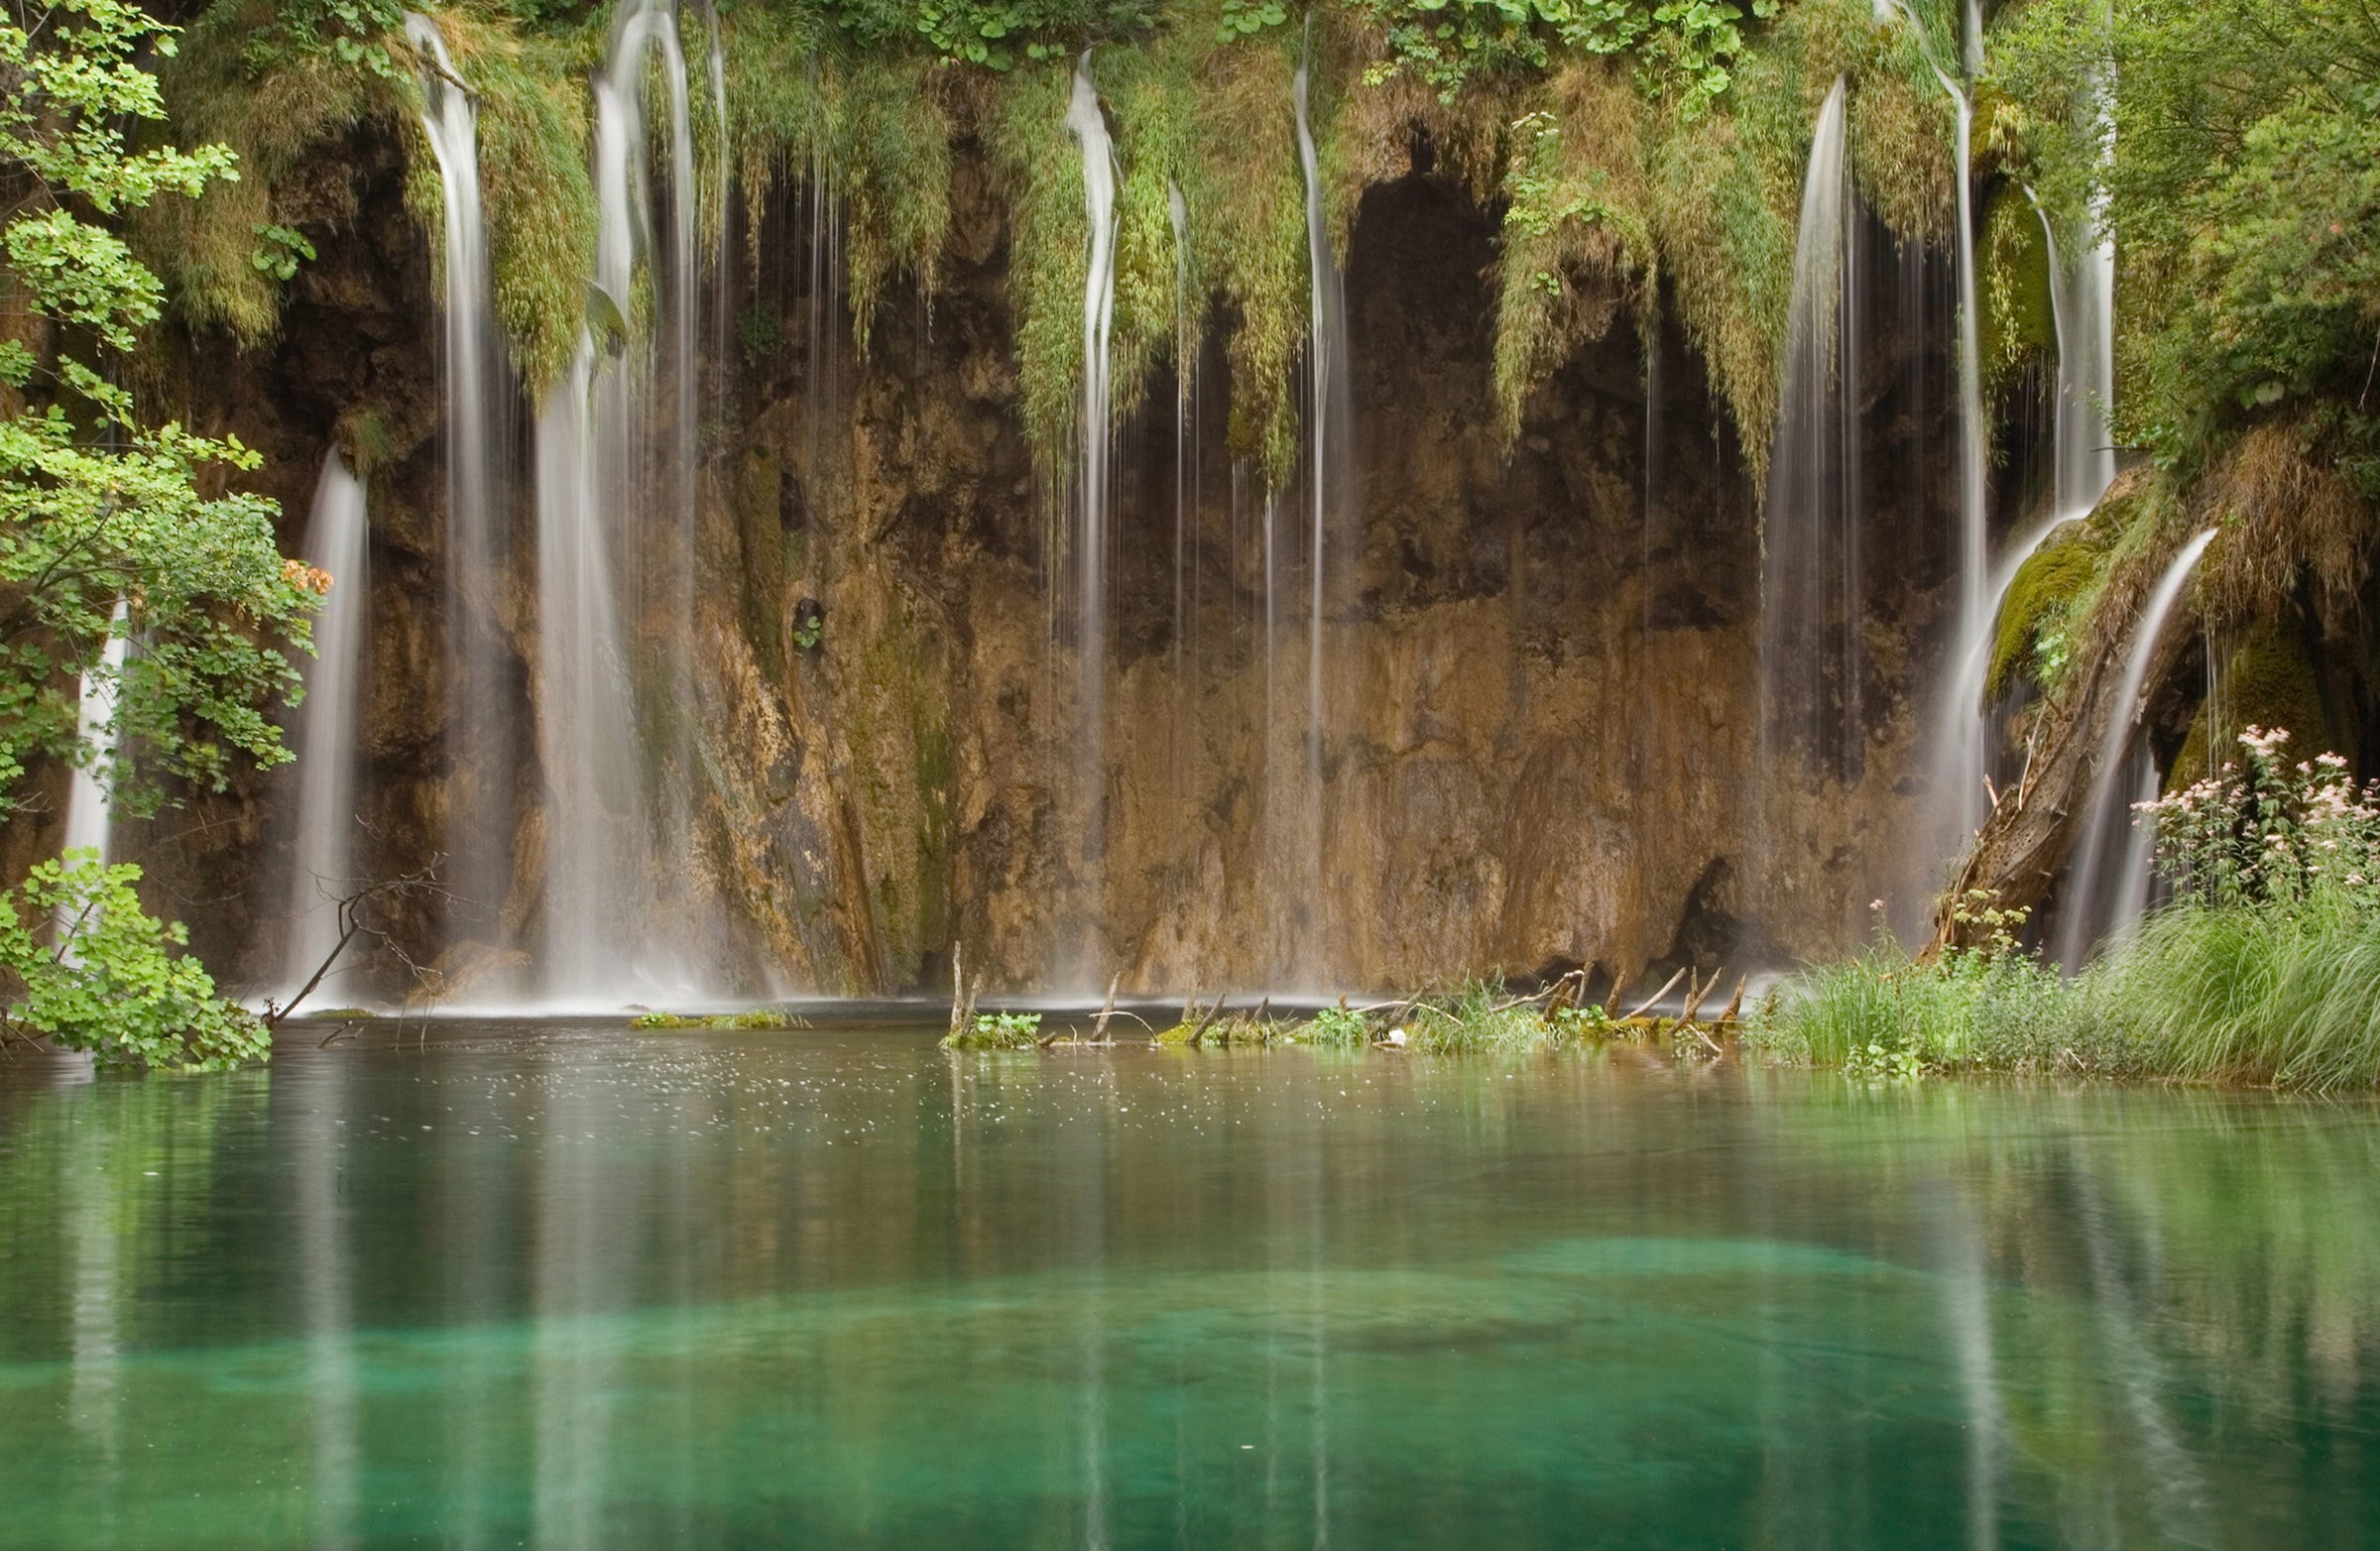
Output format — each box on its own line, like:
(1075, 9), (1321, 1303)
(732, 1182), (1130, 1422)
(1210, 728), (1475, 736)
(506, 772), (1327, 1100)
(406, 11), (515, 959)
(280, 451), (371, 1001)
(1760, 78), (1862, 789)
(2054, 528), (2216, 970)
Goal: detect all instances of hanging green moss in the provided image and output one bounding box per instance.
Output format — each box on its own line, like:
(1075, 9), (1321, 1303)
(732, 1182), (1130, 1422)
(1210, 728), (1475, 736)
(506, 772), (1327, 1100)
(137, 12), (381, 346)
(2167, 614), (2336, 791)
(726, 13), (952, 362)
(1490, 64), (1653, 439)
(1978, 181), (2054, 402)
(447, 14), (602, 392)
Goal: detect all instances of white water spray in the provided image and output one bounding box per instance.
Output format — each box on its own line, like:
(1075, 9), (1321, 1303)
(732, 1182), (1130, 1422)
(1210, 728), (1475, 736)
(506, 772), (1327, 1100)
(281, 452), (371, 999)
(2054, 528), (2215, 969)
(60, 600), (130, 870)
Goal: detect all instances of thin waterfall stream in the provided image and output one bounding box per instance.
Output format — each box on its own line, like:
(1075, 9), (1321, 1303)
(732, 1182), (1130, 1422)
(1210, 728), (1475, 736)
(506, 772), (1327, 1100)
(280, 451), (370, 1000)
(1064, 53), (1119, 900)
(406, 11), (514, 961)
(1760, 77), (1860, 786)
(2054, 528), (2217, 969)
(59, 599), (130, 871)
(1291, 57), (1350, 980)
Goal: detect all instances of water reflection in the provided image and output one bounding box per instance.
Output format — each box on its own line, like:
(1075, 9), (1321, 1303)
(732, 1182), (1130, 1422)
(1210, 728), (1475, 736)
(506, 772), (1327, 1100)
(0, 1032), (2377, 1547)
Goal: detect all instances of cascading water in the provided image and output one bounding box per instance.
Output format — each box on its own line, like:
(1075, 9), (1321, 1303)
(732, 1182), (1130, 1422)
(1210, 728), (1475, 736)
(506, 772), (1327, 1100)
(1761, 78), (1863, 784)
(2041, 215), (2116, 522)
(530, 0), (707, 1005)
(405, 12), (514, 954)
(1291, 58), (1351, 980)
(1877, 0), (2003, 914)
(2053, 528), (2216, 969)
(1167, 179), (1195, 796)
(59, 599), (130, 870)
(280, 452), (371, 999)
(1064, 55), (1120, 863)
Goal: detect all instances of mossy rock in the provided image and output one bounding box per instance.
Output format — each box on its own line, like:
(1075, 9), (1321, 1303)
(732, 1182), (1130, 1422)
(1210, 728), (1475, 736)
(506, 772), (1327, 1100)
(1979, 184), (2056, 400)
(2167, 615), (2336, 791)
(1987, 528), (2105, 702)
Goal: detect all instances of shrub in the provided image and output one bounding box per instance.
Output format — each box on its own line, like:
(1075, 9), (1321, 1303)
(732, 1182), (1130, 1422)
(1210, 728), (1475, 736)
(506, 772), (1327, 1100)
(942, 1010), (1044, 1048)
(0, 853), (270, 1072)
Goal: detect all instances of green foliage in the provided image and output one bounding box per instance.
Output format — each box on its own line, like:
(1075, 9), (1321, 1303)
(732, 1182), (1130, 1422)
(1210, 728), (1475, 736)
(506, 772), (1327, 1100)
(1297, 1002), (1374, 1046)
(1978, 182), (2053, 402)
(1351, 0), (1779, 107)
(826, 0), (1161, 69)
(229, 0), (406, 76)
(1985, 523), (2102, 700)
(1988, 0), (2380, 479)
(632, 1008), (810, 1028)
(0, 0), (316, 820)
(1760, 744), (2380, 1091)
(0, 854), (271, 1072)
(249, 221), (317, 281)
(943, 1009), (1045, 1047)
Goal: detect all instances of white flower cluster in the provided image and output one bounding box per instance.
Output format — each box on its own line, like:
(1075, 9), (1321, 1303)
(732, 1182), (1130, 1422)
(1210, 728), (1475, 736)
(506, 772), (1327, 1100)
(2134, 728), (2380, 908)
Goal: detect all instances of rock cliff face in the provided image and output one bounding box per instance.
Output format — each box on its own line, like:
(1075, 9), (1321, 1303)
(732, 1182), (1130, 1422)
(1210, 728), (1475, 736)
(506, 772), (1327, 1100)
(137, 128), (1961, 1000)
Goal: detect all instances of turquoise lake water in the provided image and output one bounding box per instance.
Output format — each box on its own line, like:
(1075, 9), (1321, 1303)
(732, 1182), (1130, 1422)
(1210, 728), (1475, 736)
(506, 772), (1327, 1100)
(3, 1018), (2376, 1547)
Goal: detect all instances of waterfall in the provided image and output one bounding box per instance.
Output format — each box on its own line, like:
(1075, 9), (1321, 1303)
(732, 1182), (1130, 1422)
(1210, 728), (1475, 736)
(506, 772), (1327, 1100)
(281, 452), (371, 1000)
(405, 12), (514, 954)
(529, 0), (707, 1006)
(2041, 217), (2116, 521)
(1167, 179), (1195, 795)
(1065, 55), (1120, 844)
(1761, 78), (1863, 782)
(1291, 59), (1351, 978)
(60, 599), (130, 870)
(2053, 528), (2216, 969)
(1946, 76), (1989, 839)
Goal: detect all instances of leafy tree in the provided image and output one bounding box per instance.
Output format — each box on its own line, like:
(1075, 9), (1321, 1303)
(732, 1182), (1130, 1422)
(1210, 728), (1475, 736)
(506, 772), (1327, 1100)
(0, 0), (318, 1063)
(1988, 0), (2380, 479)
(0, 851), (269, 1070)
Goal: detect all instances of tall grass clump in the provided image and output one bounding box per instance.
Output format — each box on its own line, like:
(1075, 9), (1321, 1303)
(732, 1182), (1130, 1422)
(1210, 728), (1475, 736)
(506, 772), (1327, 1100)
(1762, 728), (2380, 1090)
(2091, 729), (2380, 1091)
(1750, 899), (2124, 1078)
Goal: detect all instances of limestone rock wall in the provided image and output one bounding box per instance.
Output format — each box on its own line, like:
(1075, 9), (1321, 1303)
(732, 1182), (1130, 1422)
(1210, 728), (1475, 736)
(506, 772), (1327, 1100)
(131, 130), (1958, 1000)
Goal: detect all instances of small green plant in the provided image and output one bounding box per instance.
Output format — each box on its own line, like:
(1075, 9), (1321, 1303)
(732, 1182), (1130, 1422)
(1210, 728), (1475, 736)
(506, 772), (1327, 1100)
(249, 222), (316, 281)
(1297, 1003), (1372, 1047)
(736, 302), (784, 366)
(1550, 1002), (1613, 1039)
(0, 852), (270, 1072)
(632, 1009), (807, 1030)
(1844, 1038), (1929, 1082)
(942, 1010), (1043, 1049)
(792, 613), (823, 652)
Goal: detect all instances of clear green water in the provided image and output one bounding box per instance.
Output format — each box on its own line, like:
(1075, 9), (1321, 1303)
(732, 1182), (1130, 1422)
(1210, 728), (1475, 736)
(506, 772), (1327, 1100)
(4, 1021), (2378, 1548)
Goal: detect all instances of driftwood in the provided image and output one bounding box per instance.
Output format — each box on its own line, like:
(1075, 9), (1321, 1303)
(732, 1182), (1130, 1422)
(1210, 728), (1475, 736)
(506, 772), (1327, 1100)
(1091, 973), (1120, 1043)
(1719, 976), (1746, 1026)
(1188, 996), (1229, 1048)
(1621, 966), (1688, 1022)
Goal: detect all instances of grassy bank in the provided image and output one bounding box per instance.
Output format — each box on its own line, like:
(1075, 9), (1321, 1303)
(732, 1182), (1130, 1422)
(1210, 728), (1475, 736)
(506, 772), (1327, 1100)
(1757, 732), (2380, 1093)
